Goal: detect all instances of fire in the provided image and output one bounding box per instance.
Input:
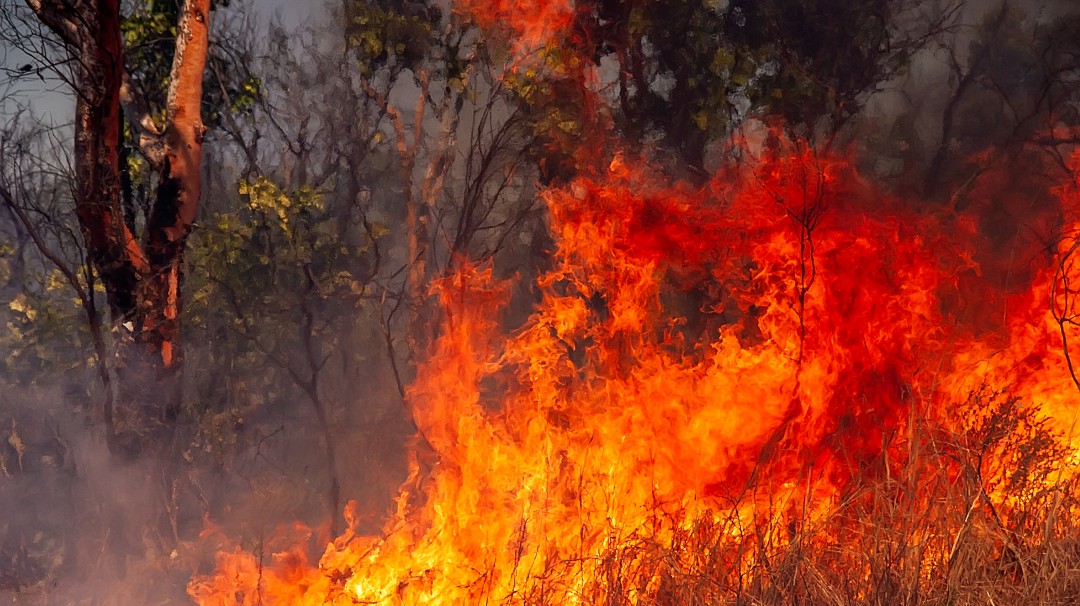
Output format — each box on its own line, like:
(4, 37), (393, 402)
(188, 138), (1080, 604)
(455, 0), (575, 59)
(185, 2), (1080, 602)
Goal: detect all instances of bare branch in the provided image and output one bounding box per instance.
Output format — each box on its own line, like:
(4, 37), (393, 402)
(0, 182), (85, 301)
(23, 0), (81, 49)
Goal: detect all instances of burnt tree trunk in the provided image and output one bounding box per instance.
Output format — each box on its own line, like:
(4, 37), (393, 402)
(26, 0), (211, 458)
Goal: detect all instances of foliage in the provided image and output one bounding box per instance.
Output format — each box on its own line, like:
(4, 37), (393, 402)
(345, 1), (439, 75)
(183, 176), (382, 450)
(121, 0), (178, 122)
(2, 282), (89, 383)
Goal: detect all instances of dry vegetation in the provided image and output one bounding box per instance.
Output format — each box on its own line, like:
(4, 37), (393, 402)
(497, 391), (1080, 606)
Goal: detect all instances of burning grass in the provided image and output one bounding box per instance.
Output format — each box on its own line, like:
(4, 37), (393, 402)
(189, 391), (1080, 605)
(188, 141), (1080, 605)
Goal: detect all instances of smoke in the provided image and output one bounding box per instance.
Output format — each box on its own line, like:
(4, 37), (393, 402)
(0, 386), (183, 605)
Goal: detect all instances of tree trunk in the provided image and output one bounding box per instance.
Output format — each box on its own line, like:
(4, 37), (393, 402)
(27, 0), (211, 458)
(123, 0), (210, 454)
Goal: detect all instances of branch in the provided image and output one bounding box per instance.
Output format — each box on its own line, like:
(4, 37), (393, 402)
(0, 182), (86, 302)
(23, 0), (81, 49)
(160, 0), (211, 229)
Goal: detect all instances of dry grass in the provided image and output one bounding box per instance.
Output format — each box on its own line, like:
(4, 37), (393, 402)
(505, 389), (1080, 606)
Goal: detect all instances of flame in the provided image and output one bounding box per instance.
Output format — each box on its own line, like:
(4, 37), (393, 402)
(188, 138), (1080, 604)
(187, 5), (1080, 601)
(455, 0), (576, 61)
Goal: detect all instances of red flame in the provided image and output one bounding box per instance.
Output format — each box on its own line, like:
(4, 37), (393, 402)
(455, 0), (576, 60)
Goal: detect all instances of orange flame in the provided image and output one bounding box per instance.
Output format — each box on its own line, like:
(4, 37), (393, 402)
(188, 139), (1080, 604)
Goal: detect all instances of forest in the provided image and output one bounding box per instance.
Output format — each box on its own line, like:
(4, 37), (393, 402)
(3, 0), (1080, 603)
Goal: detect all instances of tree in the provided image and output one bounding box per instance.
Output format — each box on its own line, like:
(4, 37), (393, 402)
(564, 0), (959, 172)
(23, 0), (212, 457)
(922, 1), (1080, 197)
(337, 1), (549, 369)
